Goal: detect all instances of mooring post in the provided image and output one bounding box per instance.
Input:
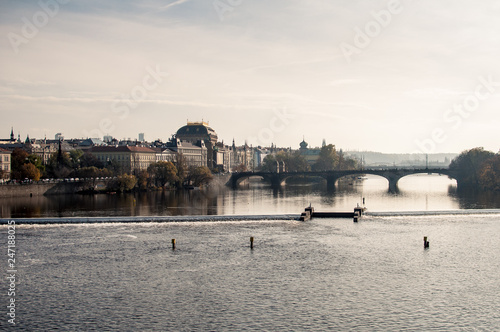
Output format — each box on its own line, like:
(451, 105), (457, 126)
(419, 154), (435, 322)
(250, 237), (254, 249)
(172, 239), (176, 250)
(353, 211), (359, 223)
(424, 236), (430, 249)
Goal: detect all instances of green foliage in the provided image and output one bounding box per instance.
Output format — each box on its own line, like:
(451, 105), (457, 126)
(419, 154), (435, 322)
(260, 151), (310, 172)
(69, 150), (84, 167)
(313, 144), (339, 171)
(285, 151), (311, 172)
(46, 151), (72, 178)
(260, 154), (278, 172)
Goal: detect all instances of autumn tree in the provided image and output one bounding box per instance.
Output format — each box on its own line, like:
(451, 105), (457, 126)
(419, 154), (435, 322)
(147, 161), (178, 188)
(449, 147), (495, 189)
(107, 174), (137, 192)
(136, 169), (150, 191)
(174, 153), (188, 187)
(21, 163), (41, 181)
(478, 154), (500, 191)
(11, 148), (45, 180)
(186, 166), (213, 187)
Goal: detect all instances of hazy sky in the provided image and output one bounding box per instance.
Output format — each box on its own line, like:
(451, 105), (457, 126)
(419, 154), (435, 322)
(1, 0), (499, 153)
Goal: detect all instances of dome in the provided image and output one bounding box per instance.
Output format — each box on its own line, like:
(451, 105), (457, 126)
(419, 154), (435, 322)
(176, 121), (218, 144)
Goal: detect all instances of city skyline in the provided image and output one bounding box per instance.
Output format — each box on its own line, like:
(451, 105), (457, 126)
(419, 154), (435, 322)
(1, 1), (500, 154)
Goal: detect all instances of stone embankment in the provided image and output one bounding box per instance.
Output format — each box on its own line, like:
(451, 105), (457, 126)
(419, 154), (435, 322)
(0, 181), (103, 198)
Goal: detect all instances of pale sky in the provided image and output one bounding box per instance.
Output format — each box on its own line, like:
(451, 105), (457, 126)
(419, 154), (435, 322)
(1, 0), (499, 153)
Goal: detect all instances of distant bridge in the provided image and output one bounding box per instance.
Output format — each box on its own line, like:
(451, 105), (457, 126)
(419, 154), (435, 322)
(228, 168), (458, 192)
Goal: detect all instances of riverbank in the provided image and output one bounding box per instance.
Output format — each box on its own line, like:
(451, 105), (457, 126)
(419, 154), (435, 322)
(0, 173), (232, 198)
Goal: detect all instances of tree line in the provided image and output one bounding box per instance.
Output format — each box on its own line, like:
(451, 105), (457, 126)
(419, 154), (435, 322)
(449, 147), (500, 191)
(5, 145), (498, 192)
(259, 144), (359, 172)
(6, 148), (212, 192)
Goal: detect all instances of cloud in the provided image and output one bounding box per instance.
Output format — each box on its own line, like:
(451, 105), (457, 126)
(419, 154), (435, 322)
(160, 0), (191, 11)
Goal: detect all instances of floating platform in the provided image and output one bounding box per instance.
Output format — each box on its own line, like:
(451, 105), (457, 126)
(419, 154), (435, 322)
(299, 206), (364, 221)
(312, 212), (356, 218)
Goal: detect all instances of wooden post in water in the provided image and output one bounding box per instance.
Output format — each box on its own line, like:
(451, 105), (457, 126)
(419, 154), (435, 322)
(424, 237), (430, 248)
(353, 211), (359, 223)
(172, 239), (176, 250)
(250, 237), (254, 249)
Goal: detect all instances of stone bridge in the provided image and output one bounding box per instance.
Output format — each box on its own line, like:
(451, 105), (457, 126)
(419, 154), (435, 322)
(228, 168), (458, 192)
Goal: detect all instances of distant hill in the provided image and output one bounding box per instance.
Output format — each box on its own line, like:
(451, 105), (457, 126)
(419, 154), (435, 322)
(345, 151), (458, 168)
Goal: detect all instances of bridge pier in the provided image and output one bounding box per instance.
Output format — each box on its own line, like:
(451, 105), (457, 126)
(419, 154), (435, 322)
(270, 174), (283, 189)
(326, 176), (338, 191)
(388, 179), (399, 193)
(384, 173), (401, 193)
(227, 168), (456, 192)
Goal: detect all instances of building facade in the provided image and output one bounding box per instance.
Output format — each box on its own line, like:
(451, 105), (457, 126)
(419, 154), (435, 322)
(91, 146), (156, 173)
(0, 148), (12, 180)
(298, 139), (321, 166)
(165, 138), (208, 168)
(175, 121), (218, 169)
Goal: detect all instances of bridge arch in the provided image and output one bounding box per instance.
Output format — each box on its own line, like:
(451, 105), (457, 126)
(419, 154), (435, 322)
(232, 174), (266, 188)
(228, 169), (457, 192)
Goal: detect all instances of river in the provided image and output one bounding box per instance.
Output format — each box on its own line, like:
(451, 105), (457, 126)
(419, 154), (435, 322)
(1, 174), (499, 330)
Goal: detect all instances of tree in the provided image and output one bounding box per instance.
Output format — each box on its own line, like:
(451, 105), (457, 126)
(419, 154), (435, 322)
(174, 153), (188, 187)
(147, 161), (178, 188)
(46, 151), (72, 178)
(260, 152), (311, 172)
(107, 174), (137, 192)
(11, 148), (29, 179)
(21, 163), (41, 181)
(285, 151), (310, 172)
(260, 154), (278, 172)
(449, 147), (495, 189)
(71, 166), (112, 191)
(313, 144), (339, 171)
(232, 163), (247, 173)
(186, 166), (213, 187)
(479, 154), (500, 191)
(69, 149), (84, 168)
(136, 170), (150, 191)
(11, 149), (45, 180)
(79, 153), (104, 168)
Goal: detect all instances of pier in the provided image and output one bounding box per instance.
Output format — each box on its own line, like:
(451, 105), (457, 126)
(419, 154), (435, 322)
(299, 206), (364, 221)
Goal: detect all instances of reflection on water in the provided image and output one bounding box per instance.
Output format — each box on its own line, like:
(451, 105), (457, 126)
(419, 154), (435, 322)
(1, 174), (499, 218)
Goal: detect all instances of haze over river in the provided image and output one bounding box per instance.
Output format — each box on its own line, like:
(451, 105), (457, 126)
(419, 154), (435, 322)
(1, 175), (499, 330)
